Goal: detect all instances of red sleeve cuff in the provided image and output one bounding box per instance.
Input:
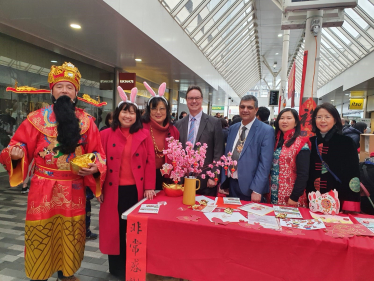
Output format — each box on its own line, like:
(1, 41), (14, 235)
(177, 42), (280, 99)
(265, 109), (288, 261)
(342, 200), (361, 212)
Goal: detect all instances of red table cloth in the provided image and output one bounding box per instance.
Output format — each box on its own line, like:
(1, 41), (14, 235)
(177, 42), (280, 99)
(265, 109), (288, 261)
(127, 191), (374, 281)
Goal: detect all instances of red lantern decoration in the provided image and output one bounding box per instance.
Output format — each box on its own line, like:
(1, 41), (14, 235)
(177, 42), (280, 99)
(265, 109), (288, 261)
(224, 166), (228, 175)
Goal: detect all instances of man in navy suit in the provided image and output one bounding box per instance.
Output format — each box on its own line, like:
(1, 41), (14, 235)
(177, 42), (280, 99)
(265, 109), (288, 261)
(221, 95), (274, 202)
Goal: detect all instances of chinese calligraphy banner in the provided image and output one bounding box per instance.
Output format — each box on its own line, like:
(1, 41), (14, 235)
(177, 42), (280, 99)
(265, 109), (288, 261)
(126, 214), (148, 281)
(288, 62), (296, 100)
(299, 97), (316, 137)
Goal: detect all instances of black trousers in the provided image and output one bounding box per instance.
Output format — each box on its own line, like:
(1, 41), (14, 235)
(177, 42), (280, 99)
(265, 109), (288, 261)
(108, 185), (138, 279)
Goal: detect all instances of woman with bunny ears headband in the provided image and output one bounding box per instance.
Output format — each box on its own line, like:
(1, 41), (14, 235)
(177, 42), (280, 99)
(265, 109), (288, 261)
(98, 86), (156, 279)
(141, 81), (180, 190)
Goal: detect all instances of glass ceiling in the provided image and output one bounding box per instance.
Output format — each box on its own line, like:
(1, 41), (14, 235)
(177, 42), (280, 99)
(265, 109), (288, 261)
(160, 0), (374, 98)
(293, 0), (374, 93)
(159, 0), (260, 97)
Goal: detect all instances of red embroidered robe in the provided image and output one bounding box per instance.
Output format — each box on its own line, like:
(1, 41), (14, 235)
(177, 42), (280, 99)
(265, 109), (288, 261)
(0, 105), (106, 280)
(274, 129), (310, 207)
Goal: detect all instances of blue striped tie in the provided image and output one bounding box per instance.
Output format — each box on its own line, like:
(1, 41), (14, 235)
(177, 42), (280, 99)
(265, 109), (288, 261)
(187, 117), (196, 144)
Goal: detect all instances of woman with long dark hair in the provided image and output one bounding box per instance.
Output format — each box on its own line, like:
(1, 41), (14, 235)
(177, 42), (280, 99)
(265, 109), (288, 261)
(99, 87), (156, 279)
(270, 108), (310, 207)
(307, 103), (361, 212)
(141, 82), (179, 190)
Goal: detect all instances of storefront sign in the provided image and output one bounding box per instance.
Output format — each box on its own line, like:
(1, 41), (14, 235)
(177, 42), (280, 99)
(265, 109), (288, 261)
(99, 73), (114, 90)
(212, 106), (224, 110)
(119, 73), (136, 90)
(349, 99), (364, 110)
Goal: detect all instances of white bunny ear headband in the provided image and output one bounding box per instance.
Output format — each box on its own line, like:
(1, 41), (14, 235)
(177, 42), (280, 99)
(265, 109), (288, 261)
(117, 86), (138, 108)
(143, 81), (168, 105)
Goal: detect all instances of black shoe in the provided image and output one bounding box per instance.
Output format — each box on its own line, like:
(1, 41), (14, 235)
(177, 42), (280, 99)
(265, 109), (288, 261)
(21, 187), (29, 194)
(86, 233), (98, 241)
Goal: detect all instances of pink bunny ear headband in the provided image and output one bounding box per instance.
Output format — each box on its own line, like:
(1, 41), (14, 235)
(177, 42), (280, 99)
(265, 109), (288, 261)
(143, 81), (168, 105)
(117, 86), (138, 108)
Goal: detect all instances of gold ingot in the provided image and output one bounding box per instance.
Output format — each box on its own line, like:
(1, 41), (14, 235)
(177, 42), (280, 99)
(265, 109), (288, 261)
(70, 153), (96, 174)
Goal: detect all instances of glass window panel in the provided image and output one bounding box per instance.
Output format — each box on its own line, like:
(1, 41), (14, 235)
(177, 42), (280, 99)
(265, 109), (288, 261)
(176, 7), (191, 23)
(345, 8), (369, 30)
(162, 0), (182, 11)
(331, 27), (351, 45)
(358, 36), (372, 49)
(322, 30), (343, 49)
(349, 44), (364, 56)
(194, 30), (204, 41)
(342, 21), (360, 38)
(185, 0), (221, 32)
(358, 0), (374, 20)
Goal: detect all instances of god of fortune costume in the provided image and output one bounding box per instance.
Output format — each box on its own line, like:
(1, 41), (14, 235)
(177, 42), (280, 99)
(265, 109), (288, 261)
(0, 62), (107, 280)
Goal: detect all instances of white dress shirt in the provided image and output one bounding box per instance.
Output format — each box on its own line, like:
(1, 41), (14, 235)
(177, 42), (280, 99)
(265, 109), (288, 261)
(230, 118), (255, 179)
(187, 110), (203, 145)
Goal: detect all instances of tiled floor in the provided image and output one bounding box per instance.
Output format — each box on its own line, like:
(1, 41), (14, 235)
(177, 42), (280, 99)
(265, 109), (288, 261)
(0, 175), (179, 281)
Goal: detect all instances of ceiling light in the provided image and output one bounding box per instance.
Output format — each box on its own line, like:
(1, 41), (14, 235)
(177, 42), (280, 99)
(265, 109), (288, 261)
(218, 99), (220, 101)
(331, 100), (334, 101)
(135, 58), (142, 62)
(278, 33), (282, 37)
(70, 24), (81, 29)
(51, 60), (57, 63)
(174, 80), (179, 82)
(275, 53), (279, 55)
(273, 62), (277, 68)
(345, 94), (349, 95)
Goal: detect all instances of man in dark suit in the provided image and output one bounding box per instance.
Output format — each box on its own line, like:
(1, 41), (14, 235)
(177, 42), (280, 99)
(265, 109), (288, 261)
(221, 95), (274, 202)
(175, 86), (224, 196)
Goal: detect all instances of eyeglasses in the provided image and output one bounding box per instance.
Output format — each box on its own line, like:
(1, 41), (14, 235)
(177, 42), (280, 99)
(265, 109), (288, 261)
(186, 97), (202, 101)
(315, 115), (333, 121)
(239, 105), (255, 110)
(150, 107), (166, 112)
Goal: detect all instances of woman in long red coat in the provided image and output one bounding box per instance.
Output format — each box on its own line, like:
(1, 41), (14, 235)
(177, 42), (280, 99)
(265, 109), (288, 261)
(98, 90), (156, 279)
(141, 81), (180, 190)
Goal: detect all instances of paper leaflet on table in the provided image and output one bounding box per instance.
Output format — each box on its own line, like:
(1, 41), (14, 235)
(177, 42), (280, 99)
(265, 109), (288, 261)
(195, 195), (216, 206)
(308, 189), (340, 215)
(247, 213), (280, 230)
(240, 203), (274, 216)
(355, 218), (374, 234)
(310, 212), (352, 224)
(279, 218), (326, 230)
(139, 204), (160, 214)
(273, 206), (303, 219)
(223, 197), (242, 205)
(204, 212), (248, 223)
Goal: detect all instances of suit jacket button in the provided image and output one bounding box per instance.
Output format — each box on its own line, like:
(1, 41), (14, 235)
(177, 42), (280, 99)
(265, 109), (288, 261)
(113, 143), (116, 147)
(110, 157), (113, 160)
(110, 169), (113, 173)
(136, 153), (139, 156)
(138, 165), (141, 169)
(109, 182), (112, 186)
(141, 177), (143, 181)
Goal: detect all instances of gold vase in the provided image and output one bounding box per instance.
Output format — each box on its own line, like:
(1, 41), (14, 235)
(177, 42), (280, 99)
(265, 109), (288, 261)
(183, 177), (200, 205)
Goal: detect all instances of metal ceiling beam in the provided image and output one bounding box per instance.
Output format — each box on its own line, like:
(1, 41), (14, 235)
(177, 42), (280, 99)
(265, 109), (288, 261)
(338, 26), (369, 54)
(196, 0), (249, 45)
(208, 23), (256, 62)
(321, 35), (353, 65)
(181, 0), (211, 28)
(353, 5), (374, 30)
(320, 44), (346, 70)
(218, 42), (258, 73)
(344, 13), (374, 45)
(324, 28), (361, 61)
(190, 0), (230, 38)
(229, 65), (260, 87)
(171, 0), (191, 17)
(202, 8), (255, 53)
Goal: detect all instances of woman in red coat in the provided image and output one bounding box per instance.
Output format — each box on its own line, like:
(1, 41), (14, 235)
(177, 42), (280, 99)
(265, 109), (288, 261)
(142, 81), (180, 190)
(98, 88), (156, 279)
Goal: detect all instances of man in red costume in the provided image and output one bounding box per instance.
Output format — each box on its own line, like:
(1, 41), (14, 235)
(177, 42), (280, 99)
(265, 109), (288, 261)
(0, 62), (107, 281)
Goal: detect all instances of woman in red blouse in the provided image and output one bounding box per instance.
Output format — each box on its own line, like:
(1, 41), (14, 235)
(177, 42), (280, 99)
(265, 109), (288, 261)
(99, 96), (156, 279)
(142, 82), (180, 190)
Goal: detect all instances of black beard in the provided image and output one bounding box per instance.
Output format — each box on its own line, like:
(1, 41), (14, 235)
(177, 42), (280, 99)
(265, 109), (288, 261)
(53, 95), (81, 155)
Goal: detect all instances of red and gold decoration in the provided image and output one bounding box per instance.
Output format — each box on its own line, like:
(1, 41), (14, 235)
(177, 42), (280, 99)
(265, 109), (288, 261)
(77, 94), (107, 107)
(288, 61), (296, 108)
(48, 62), (81, 90)
(70, 153), (96, 175)
(162, 182), (183, 197)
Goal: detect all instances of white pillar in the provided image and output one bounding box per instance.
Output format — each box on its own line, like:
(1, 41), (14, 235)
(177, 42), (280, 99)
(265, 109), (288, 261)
(302, 10), (323, 101)
(280, 30), (290, 111)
